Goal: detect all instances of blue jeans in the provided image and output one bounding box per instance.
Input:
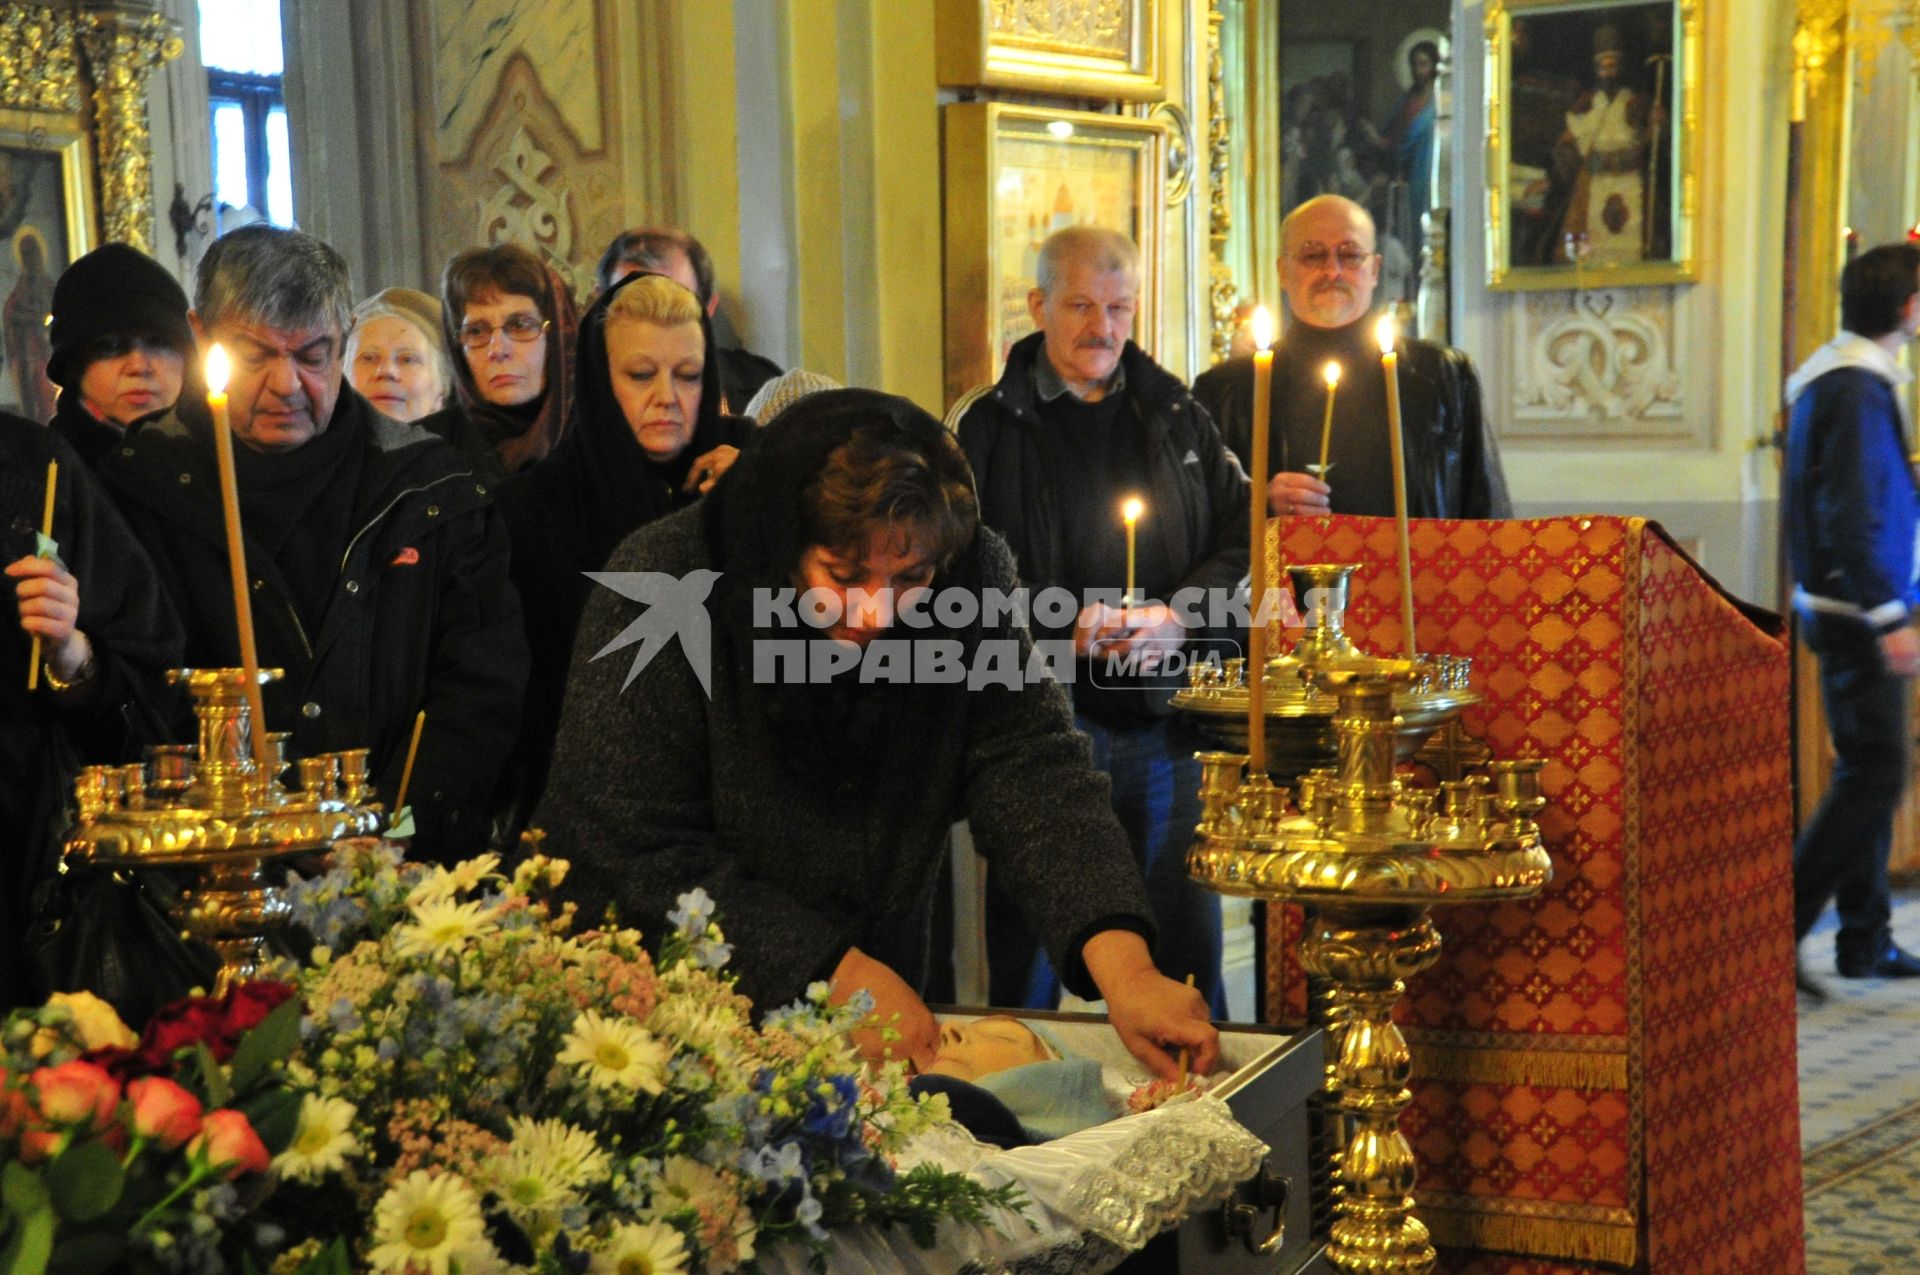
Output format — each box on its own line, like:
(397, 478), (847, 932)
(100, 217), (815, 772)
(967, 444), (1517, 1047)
(985, 714), (1226, 1015)
(1793, 628), (1913, 958)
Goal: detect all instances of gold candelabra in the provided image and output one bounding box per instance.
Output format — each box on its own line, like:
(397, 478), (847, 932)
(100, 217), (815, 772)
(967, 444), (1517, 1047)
(64, 668), (384, 990)
(1181, 567), (1551, 1275)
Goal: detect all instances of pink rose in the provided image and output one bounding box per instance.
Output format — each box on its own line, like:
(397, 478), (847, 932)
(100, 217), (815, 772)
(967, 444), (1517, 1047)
(127, 1076), (204, 1150)
(30, 1060), (120, 1132)
(187, 1109), (270, 1179)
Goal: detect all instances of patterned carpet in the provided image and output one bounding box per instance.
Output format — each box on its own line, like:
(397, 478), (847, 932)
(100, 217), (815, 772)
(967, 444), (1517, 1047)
(1800, 887), (1920, 1273)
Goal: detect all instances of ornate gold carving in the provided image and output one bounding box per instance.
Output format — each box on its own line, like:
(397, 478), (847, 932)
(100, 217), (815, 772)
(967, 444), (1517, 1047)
(989, 0), (1129, 55)
(0, 5), (84, 116)
(478, 125), (585, 295)
(1204, 0), (1236, 364)
(1794, 0), (1849, 120)
(80, 10), (182, 255)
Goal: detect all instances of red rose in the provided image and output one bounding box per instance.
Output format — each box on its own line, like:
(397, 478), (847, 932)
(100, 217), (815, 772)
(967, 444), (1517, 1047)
(187, 1108), (270, 1179)
(17, 1127), (62, 1165)
(139, 997), (228, 1064)
(127, 1076), (204, 1150)
(0, 1079), (33, 1138)
(80, 1045), (154, 1084)
(215, 982), (296, 1038)
(30, 1060), (120, 1132)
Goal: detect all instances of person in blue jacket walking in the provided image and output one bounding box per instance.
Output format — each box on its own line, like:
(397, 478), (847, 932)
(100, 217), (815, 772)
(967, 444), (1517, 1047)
(1787, 242), (1920, 989)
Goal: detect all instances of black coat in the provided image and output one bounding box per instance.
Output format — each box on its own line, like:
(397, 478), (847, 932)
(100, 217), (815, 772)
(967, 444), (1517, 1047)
(1191, 331), (1511, 520)
(94, 389), (529, 863)
(537, 390), (1153, 1011)
(1, 412), (183, 1004)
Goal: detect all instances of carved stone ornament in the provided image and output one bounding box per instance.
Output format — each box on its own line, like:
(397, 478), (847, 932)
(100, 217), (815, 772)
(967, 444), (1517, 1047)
(0, 5), (85, 115)
(80, 10), (183, 256)
(1512, 289), (1683, 425)
(477, 125), (584, 295)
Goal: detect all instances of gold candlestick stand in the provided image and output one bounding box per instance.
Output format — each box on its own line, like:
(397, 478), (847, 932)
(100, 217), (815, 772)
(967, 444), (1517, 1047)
(63, 667), (385, 990)
(1181, 567), (1552, 1274)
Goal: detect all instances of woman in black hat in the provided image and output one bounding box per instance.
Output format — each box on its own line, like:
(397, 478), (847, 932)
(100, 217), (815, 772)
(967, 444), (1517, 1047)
(44, 243), (199, 472)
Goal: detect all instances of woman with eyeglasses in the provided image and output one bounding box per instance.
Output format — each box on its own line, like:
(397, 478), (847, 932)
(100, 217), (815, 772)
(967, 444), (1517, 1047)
(434, 243), (580, 478)
(493, 271), (751, 837)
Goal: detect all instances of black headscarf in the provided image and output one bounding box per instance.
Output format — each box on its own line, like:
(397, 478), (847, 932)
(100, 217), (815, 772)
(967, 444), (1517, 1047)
(700, 388), (986, 780)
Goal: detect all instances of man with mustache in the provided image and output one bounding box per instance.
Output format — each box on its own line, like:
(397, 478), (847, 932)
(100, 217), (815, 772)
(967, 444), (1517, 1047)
(950, 225), (1250, 1016)
(91, 225), (528, 864)
(1192, 194), (1509, 522)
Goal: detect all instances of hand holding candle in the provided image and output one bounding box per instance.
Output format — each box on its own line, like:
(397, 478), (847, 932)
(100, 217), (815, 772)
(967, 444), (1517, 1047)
(1315, 360), (1343, 476)
(1377, 315), (1417, 660)
(206, 345), (277, 772)
(1121, 496), (1143, 606)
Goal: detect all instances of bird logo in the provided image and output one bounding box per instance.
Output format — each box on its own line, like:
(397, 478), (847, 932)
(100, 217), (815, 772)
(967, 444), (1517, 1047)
(583, 569), (723, 696)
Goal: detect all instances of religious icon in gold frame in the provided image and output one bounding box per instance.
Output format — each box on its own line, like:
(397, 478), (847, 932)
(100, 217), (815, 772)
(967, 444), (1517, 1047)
(1484, 0), (1701, 290)
(0, 110), (95, 420)
(934, 0), (1164, 101)
(942, 102), (1166, 409)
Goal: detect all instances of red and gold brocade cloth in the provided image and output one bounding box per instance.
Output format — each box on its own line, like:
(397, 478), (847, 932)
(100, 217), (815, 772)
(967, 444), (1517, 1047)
(1257, 516), (1803, 1274)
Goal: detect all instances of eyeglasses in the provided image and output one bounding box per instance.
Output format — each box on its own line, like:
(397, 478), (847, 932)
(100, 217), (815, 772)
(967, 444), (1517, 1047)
(455, 314), (549, 348)
(1288, 243), (1377, 272)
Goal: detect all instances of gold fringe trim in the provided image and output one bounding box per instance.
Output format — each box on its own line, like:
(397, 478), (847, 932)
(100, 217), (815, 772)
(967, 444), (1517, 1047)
(1410, 1043), (1628, 1091)
(1424, 1205), (1638, 1267)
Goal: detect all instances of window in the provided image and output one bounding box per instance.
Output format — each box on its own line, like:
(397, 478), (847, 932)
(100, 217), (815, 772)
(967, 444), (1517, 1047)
(200, 0), (292, 228)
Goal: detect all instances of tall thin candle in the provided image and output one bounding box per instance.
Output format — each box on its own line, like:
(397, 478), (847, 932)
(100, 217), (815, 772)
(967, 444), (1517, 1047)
(1247, 305), (1274, 776)
(1121, 497), (1144, 606)
(205, 345), (276, 772)
(1377, 315), (1417, 659)
(26, 459), (56, 690)
(1316, 361), (1343, 475)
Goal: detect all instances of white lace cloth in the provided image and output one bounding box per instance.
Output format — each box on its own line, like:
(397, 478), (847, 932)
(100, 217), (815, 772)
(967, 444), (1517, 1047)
(759, 1088), (1269, 1274)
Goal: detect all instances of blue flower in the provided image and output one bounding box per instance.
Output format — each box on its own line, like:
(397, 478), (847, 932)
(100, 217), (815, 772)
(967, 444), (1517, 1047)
(668, 888), (716, 936)
(694, 937), (733, 970)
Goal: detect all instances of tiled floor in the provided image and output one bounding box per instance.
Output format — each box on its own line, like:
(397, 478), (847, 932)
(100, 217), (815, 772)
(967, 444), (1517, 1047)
(1800, 887), (1920, 1273)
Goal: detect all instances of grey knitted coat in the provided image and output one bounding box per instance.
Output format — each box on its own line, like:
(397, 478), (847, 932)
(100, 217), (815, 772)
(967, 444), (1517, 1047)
(535, 502), (1155, 1014)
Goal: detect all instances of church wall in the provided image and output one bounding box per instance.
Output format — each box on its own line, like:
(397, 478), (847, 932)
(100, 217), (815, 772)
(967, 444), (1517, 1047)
(1453, 0), (1794, 609)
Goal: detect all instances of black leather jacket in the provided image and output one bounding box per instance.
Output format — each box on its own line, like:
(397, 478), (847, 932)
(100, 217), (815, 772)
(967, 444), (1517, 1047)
(1192, 336), (1511, 520)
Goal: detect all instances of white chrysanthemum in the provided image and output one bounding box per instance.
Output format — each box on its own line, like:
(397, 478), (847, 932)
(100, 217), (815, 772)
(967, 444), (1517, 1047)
(646, 997), (743, 1063)
(589, 1220), (689, 1275)
(391, 899), (498, 958)
(485, 1117), (610, 1224)
(557, 1011), (671, 1093)
(366, 1171), (492, 1275)
(658, 1156), (729, 1212)
(272, 1093), (359, 1183)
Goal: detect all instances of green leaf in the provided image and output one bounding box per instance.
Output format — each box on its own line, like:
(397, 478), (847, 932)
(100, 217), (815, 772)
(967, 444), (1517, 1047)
(295, 1238), (353, 1275)
(193, 1041), (231, 1109)
(45, 1231), (126, 1275)
(227, 997), (302, 1095)
(237, 1087), (302, 1156)
(42, 1144), (122, 1223)
(0, 1166), (54, 1275)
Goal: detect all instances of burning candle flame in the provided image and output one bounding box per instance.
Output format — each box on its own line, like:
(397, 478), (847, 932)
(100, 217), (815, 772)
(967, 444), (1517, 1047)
(1251, 305), (1274, 352)
(205, 344), (230, 396)
(1122, 496), (1144, 524)
(1375, 315), (1399, 356)
(1322, 360), (1342, 388)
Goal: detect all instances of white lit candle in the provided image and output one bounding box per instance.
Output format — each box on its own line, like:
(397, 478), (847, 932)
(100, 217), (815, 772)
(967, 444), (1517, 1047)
(1377, 316), (1416, 660)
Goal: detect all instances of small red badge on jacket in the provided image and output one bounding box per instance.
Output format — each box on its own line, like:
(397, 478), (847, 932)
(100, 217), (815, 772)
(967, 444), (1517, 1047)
(390, 547), (420, 567)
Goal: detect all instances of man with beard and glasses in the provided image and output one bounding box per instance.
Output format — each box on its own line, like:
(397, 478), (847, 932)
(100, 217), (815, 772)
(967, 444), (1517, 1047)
(948, 225), (1249, 1016)
(1192, 194), (1510, 523)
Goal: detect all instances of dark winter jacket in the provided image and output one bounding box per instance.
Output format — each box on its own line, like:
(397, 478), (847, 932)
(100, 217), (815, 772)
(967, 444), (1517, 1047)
(1785, 333), (1920, 643)
(496, 272), (751, 830)
(537, 389), (1153, 1012)
(2, 412), (183, 1005)
(94, 389), (528, 863)
(949, 332), (1250, 717)
(1191, 320), (1511, 520)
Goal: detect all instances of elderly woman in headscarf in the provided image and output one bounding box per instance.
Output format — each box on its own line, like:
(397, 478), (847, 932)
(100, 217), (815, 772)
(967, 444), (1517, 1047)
(435, 243), (579, 478)
(346, 287), (453, 424)
(495, 271), (752, 831)
(536, 387), (1218, 1081)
